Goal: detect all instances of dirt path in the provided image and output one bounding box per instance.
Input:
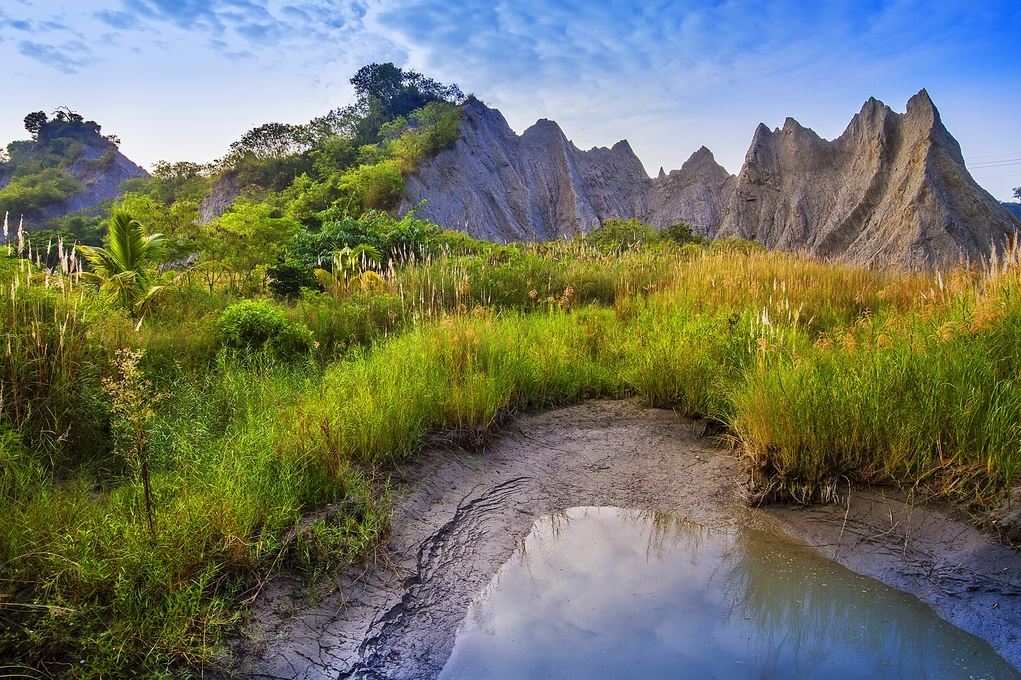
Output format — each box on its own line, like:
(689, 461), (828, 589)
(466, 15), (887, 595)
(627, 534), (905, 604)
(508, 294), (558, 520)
(232, 400), (1021, 679)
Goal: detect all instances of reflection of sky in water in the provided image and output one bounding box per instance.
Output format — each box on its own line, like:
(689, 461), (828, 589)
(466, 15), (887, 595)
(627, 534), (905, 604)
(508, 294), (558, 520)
(438, 507), (1020, 680)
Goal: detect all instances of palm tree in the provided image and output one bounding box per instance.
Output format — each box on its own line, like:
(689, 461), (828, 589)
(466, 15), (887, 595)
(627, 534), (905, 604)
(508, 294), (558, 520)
(78, 211), (166, 316)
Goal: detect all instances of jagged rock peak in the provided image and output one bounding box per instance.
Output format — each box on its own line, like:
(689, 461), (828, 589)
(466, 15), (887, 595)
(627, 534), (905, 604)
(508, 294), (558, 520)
(612, 139), (635, 153)
(522, 118), (566, 140)
(718, 90), (1020, 267)
(680, 146), (719, 170)
(395, 92), (1017, 268)
(782, 116), (803, 132)
(906, 88), (938, 121)
(398, 100), (654, 242)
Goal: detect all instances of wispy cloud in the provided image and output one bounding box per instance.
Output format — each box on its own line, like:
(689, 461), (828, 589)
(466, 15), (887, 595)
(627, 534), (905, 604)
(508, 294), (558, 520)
(0, 0), (1016, 198)
(18, 39), (94, 73)
(94, 10), (142, 30)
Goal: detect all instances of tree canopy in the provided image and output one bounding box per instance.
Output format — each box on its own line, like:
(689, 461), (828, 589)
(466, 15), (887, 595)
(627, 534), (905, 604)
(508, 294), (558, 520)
(350, 62), (464, 122)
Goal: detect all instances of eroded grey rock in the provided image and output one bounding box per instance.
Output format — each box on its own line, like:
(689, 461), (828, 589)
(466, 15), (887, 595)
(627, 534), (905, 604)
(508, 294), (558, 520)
(199, 170), (240, 223)
(401, 92), (1020, 266)
(399, 99), (655, 241)
(717, 90), (1020, 267)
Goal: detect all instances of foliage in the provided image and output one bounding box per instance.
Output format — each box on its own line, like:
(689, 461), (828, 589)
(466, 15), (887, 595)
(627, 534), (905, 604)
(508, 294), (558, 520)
(586, 218), (658, 253)
(0, 167), (80, 217)
(2, 239), (1021, 676)
(78, 211), (167, 315)
(351, 62), (464, 120)
(217, 299), (314, 360)
(1014, 186), (1020, 201)
(660, 220), (706, 246)
(198, 201), (300, 293)
(23, 111), (48, 136)
(286, 210), (440, 271)
(103, 349), (165, 532)
(211, 63), (464, 226)
(267, 258), (321, 299)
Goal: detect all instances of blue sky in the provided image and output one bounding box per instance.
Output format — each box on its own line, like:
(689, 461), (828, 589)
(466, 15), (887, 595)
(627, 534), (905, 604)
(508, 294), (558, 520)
(1, 1), (1019, 199)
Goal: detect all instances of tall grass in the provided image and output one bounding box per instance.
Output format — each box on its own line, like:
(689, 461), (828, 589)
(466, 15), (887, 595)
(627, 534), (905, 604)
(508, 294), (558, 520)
(2, 237), (1020, 676)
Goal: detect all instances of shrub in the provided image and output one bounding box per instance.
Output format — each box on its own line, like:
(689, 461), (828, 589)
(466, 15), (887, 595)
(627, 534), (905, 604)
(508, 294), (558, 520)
(217, 300), (314, 361)
(268, 259), (320, 299)
(586, 218), (657, 253)
(660, 221), (706, 246)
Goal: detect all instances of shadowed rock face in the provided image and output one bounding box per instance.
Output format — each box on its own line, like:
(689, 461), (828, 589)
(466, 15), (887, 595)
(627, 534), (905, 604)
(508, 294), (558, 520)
(647, 145), (735, 238)
(399, 99), (654, 241)
(401, 92), (1020, 267)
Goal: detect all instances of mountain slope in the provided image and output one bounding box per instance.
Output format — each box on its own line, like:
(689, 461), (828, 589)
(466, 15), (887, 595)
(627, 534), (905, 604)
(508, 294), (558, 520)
(400, 92), (1019, 266)
(399, 99), (652, 241)
(0, 115), (147, 229)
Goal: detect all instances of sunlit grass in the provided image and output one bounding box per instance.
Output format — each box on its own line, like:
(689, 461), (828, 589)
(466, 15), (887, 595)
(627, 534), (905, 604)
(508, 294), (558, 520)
(2, 234), (1020, 676)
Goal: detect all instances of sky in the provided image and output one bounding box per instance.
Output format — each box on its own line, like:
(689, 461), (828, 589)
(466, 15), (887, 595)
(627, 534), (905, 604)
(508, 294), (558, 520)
(0, 1), (1019, 200)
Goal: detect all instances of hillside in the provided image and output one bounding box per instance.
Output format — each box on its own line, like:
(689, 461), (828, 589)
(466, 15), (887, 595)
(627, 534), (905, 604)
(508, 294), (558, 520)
(0, 109), (147, 236)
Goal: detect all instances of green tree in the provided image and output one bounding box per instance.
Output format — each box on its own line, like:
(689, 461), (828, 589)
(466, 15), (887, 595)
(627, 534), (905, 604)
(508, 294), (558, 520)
(350, 63), (464, 121)
(199, 201), (299, 293)
(586, 218), (657, 253)
(661, 221), (706, 246)
(23, 111), (48, 137)
(1014, 187), (1020, 201)
(78, 211), (167, 316)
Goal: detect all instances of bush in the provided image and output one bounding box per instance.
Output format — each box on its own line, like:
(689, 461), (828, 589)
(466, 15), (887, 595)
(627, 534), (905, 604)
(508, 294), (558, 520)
(268, 259), (320, 299)
(586, 218), (657, 253)
(217, 300), (314, 361)
(660, 221), (706, 246)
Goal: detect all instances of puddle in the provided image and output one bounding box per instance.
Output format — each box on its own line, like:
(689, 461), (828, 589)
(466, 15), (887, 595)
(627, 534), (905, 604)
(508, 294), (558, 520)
(438, 506), (1019, 680)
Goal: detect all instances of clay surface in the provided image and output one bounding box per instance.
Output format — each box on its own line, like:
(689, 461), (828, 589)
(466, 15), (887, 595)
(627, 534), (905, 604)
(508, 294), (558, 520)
(231, 401), (1021, 679)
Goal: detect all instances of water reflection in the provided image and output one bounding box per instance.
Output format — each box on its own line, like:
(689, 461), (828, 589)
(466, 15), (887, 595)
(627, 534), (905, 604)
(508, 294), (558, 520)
(439, 506), (1019, 680)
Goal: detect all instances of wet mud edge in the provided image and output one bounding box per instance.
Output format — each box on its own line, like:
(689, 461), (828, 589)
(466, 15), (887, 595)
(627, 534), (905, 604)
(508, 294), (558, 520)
(229, 400), (1021, 679)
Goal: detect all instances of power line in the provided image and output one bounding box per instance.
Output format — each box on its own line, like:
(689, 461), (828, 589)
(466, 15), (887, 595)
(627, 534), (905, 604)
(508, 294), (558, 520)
(968, 160), (1021, 170)
(965, 151), (1021, 160)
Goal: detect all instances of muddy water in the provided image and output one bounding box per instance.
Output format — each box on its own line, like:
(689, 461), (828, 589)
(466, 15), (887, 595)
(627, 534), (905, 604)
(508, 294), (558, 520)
(438, 507), (1019, 680)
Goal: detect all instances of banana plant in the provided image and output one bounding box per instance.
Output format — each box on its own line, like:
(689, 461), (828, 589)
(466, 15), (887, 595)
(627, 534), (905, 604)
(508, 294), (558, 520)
(314, 243), (384, 295)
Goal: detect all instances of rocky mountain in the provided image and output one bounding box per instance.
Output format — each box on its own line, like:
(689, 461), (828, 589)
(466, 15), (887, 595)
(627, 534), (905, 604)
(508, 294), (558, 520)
(400, 92), (1020, 267)
(1004, 203), (1021, 220)
(646, 146), (735, 239)
(52, 143), (147, 219)
(399, 100), (651, 241)
(716, 91), (1018, 266)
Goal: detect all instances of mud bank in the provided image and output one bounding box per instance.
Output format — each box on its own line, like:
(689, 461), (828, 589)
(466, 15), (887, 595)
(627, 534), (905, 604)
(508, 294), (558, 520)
(233, 401), (1021, 679)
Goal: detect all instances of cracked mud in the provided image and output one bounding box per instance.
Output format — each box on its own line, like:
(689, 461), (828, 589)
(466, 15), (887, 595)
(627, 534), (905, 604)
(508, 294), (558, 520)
(229, 400), (1021, 679)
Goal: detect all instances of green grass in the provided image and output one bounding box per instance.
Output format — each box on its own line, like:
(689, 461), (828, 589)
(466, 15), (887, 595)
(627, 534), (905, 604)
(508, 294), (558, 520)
(2, 240), (1020, 676)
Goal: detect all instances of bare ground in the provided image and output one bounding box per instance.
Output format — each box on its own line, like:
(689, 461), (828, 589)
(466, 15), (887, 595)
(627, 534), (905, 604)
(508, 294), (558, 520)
(228, 400), (1021, 679)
